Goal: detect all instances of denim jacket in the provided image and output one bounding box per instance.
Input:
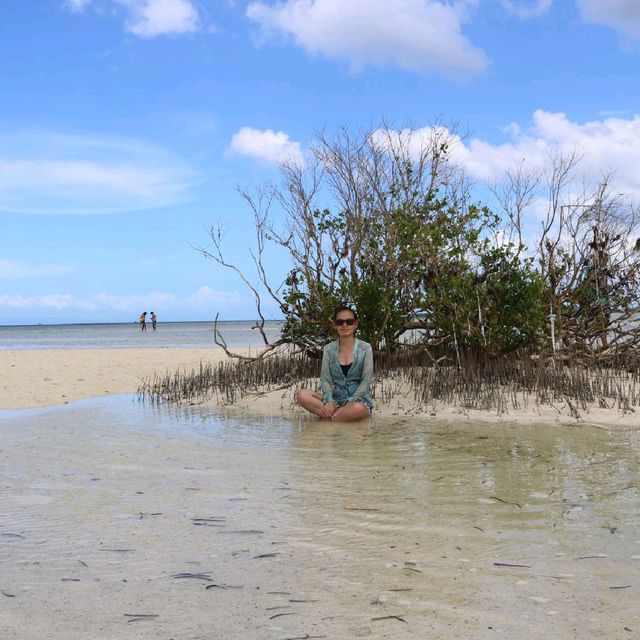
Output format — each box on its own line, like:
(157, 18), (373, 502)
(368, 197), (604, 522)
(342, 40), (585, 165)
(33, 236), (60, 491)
(320, 339), (374, 409)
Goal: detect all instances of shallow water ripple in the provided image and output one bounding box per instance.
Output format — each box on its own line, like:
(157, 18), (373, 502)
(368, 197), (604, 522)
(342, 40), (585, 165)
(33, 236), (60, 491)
(1, 398), (639, 639)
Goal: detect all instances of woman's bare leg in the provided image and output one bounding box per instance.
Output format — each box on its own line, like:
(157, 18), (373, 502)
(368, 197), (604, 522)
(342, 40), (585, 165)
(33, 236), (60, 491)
(331, 401), (370, 422)
(295, 388), (325, 418)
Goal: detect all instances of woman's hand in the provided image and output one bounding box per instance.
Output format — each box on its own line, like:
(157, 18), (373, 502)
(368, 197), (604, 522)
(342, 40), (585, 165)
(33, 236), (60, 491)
(321, 402), (337, 420)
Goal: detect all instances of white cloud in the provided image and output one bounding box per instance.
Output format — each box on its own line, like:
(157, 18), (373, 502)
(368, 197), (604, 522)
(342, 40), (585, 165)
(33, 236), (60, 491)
(379, 110), (640, 197)
(0, 260), (73, 279)
(65, 0), (92, 11)
(88, 291), (178, 311)
(120, 0), (200, 37)
(577, 0), (640, 41)
(63, 0), (200, 37)
(0, 131), (197, 214)
(246, 0), (488, 77)
(499, 0), (552, 18)
(0, 287), (240, 312)
(0, 293), (82, 311)
(187, 285), (235, 305)
(454, 110), (640, 196)
(229, 127), (305, 166)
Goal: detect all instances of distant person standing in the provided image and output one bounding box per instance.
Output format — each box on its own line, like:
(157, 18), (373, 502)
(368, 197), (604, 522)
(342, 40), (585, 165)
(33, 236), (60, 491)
(139, 311), (147, 331)
(150, 311), (157, 331)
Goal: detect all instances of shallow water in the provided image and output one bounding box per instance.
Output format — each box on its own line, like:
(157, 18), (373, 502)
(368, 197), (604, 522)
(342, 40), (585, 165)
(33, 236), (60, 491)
(0, 319), (283, 350)
(1, 398), (639, 639)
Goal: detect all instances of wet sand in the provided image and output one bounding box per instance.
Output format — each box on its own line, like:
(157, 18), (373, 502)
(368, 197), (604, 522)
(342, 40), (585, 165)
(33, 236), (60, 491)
(1, 397), (639, 639)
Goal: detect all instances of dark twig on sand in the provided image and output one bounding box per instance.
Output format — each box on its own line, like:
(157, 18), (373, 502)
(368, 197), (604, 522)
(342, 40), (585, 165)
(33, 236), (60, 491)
(490, 496), (523, 508)
(371, 615), (408, 623)
(124, 614), (158, 623)
(205, 583), (243, 590)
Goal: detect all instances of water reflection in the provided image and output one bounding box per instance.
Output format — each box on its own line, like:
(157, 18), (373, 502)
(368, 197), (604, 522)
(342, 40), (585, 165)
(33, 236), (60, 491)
(2, 397), (639, 638)
(286, 417), (640, 538)
(282, 415), (640, 635)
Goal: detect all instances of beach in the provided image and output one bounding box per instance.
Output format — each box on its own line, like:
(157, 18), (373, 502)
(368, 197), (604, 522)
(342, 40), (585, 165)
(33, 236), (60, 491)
(0, 347), (234, 410)
(2, 344), (640, 638)
(1, 346), (639, 430)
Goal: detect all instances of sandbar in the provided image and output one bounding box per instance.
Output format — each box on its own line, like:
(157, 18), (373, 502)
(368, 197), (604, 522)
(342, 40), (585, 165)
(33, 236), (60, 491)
(1, 347), (638, 429)
(0, 347), (235, 410)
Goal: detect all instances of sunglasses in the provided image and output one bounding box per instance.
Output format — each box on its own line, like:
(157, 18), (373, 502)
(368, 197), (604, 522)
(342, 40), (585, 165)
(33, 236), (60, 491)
(334, 318), (356, 326)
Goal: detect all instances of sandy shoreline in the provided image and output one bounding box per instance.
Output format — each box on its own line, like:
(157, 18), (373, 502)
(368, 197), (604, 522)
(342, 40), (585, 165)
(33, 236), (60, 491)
(0, 347), (234, 410)
(1, 346), (639, 429)
(2, 352), (640, 638)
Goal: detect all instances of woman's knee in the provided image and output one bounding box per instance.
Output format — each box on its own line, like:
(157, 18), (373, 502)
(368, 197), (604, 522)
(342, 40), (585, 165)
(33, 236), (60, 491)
(294, 388), (312, 405)
(333, 401), (369, 422)
(352, 402), (370, 419)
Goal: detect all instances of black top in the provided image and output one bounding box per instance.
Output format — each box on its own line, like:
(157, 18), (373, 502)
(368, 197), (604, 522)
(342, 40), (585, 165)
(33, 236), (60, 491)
(340, 362), (352, 377)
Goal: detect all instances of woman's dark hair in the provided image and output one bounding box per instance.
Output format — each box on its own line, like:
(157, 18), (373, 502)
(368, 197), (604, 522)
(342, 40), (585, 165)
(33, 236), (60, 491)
(332, 304), (358, 321)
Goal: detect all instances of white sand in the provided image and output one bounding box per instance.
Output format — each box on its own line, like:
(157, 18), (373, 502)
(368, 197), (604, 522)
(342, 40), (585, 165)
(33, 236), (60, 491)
(232, 383), (639, 430)
(1, 347), (638, 429)
(0, 347), (236, 410)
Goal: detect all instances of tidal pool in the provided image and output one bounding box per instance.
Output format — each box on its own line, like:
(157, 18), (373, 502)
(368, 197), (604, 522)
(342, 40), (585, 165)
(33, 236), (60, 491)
(1, 397), (639, 639)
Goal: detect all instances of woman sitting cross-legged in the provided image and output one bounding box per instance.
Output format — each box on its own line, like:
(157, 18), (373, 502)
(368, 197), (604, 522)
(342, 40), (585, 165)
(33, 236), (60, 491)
(296, 305), (374, 422)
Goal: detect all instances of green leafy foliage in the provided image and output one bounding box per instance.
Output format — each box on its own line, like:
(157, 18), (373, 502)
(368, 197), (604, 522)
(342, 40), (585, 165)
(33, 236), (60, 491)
(207, 126), (640, 365)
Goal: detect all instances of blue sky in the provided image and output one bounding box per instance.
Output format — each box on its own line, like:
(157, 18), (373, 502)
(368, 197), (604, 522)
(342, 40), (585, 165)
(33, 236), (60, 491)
(1, 0), (639, 324)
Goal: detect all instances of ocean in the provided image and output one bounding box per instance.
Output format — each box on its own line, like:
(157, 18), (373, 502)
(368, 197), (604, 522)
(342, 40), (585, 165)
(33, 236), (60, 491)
(0, 320), (283, 350)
